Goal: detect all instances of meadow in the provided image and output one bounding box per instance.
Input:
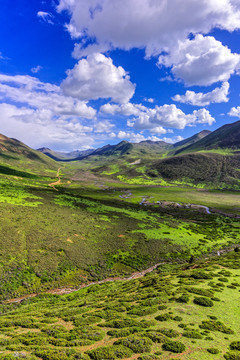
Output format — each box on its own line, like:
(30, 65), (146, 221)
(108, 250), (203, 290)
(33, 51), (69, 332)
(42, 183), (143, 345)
(1, 250), (240, 359)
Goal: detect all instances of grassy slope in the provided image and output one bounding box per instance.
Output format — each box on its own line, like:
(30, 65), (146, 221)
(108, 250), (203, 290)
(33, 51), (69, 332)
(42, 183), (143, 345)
(1, 251), (240, 359)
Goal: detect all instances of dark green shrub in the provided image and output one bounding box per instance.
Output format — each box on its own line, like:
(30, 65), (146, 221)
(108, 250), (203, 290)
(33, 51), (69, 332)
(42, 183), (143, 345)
(199, 320), (234, 334)
(173, 316), (182, 321)
(183, 329), (203, 339)
(162, 340), (186, 353)
(159, 328), (179, 338)
(138, 355), (159, 360)
(176, 294), (189, 303)
(158, 305), (168, 310)
(128, 305), (158, 316)
(155, 313), (172, 321)
(34, 349), (69, 360)
(107, 328), (136, 338)
(230, 341), (240, 350)
(114, 335), (153, 353)
(144, 331), (166, 343)
(207, 348), (220, 354)
(87, 345), (133, 360)
(224, 352), (240, 360)
(193, 297), (213, 307)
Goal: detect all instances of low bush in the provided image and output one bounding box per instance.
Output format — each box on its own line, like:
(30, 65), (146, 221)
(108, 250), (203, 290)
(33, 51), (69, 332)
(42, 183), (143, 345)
(207, 348), (220, 354)
(199, 320), (234, 334)
(183, 329), (203, 339)
(114, 335), (153, 353)
(224, 352), (240, 360)
(193, 297), (214, 307)
(87, 345), (133, 360)
(162, 340), (186, 353)
(230, 341), (240, 351)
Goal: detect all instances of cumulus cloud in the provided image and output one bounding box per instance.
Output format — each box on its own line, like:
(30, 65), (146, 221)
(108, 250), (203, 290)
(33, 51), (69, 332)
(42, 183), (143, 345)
(161, 136), (184, 144)
(131, 104), (215, 131)
(228, 106), (240, 118)
(61, 53), (135, 103)
(37, 11), (54, 24)
(57, 0), (240, 58)
(0, 103), (95, 151)
(172, 82), (230, 106)
(0, 74), (96, 119)
(101, 101), (215, 133)
(0, 74), (102, 150)
(158, 35), (240, 86)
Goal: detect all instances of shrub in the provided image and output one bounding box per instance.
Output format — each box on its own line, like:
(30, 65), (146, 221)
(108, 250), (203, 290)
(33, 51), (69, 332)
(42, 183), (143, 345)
(162, 340), (186, 353)
(34, 349), (69, 360)
(159, 328), (179, 338)
(207, 348), (220, 354)
(114, 335), (153, 353)
(87, 345), (133, 360)
(230, 341), (240, 351)
(183, 329), (203, 339)
(199, 320), (234, 334)
(176, 294), (189, 303)
(144, 331), (166, 343)
(155, 313), (172, 321)
(224, 352), (240, 360)
(193, 297), (213, 307)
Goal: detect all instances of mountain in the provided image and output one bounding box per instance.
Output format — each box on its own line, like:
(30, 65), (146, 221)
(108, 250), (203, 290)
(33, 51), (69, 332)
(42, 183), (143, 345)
(82, 140), (172, 160)
(37, 147), (94, 161)
(174, 130), (211, 151)
(177, 120), (240, 154)
(0, 134), (58, 174)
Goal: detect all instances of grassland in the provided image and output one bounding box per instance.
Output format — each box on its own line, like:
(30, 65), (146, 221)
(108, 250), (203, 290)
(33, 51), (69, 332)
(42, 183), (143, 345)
(1, 250), (240, 359)
(0, 143), (240, 359)
(0, 156), (239, 302)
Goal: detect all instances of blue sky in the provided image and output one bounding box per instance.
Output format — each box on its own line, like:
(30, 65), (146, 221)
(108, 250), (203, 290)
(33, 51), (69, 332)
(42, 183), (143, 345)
(1, 0), (240, 151)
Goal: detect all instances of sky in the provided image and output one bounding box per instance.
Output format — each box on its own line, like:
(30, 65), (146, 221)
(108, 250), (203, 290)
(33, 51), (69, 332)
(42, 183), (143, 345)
(1, 1), (240, 151)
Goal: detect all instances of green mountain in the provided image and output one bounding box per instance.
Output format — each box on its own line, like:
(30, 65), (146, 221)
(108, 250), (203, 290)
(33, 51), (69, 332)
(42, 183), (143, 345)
(173, 130), (211, 154)
(0, 134), (58, 176)
(38, 147), (94, 161)
(177, 120), (240, 154)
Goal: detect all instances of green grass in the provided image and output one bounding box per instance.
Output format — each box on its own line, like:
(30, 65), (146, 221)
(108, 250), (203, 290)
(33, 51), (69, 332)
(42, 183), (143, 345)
(1, 251), (240, 359)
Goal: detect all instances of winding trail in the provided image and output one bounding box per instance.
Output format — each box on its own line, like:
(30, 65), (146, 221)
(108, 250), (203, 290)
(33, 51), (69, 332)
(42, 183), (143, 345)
(48, 167), (62, 191)
(5, 263), (163, 304)
(4, 243), (240, 305)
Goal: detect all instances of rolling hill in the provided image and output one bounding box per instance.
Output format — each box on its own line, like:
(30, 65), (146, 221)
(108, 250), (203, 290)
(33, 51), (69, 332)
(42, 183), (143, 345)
(176, 120), (240, 154)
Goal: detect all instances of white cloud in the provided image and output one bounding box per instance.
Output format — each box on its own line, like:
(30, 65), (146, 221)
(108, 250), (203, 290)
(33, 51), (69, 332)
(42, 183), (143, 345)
(57, 0), (240, 58)
(228, 106), (240, 118)
(0, 103), (95, 151)
(0, 74), (101, 150)
(31, 65), (43, 74)
(172, 82), (230, 106)
(144, 98), (154, 103)
(61, 53), (135, 103)
(131, 104), (215, 131)
(161, 136), (184, 144)
(37, 11), (54, 24)
(101, 101), (215, 133)
(0, 74), (96, 119)
(158, 35), (240, 86)
(100, 102), (146, 116)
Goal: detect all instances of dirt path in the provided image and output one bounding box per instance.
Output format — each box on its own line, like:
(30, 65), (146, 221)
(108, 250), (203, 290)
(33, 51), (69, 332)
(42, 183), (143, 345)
(5, 263), (163, 304)
(48, 167), (62, 191)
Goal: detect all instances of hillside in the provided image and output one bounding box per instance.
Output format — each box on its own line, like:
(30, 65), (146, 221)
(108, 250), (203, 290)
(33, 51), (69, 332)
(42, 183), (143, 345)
(173, 130), (211, 154)
(0, 134), (58, 176)
(38, 147), (94, 161)
(177, 120), (240, 154)
(1, 250), (240, 360)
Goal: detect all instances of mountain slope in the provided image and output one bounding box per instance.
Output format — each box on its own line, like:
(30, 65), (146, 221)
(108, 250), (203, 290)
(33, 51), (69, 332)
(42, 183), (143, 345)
(177, 120), (240, 154)
(174, 130), (211, 151)
(38, 147), (94, 161)
(0, 134), (58, 174)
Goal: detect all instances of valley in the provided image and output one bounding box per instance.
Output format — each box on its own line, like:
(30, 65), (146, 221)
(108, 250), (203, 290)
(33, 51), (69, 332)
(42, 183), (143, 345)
(0, 121), (240, 359)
